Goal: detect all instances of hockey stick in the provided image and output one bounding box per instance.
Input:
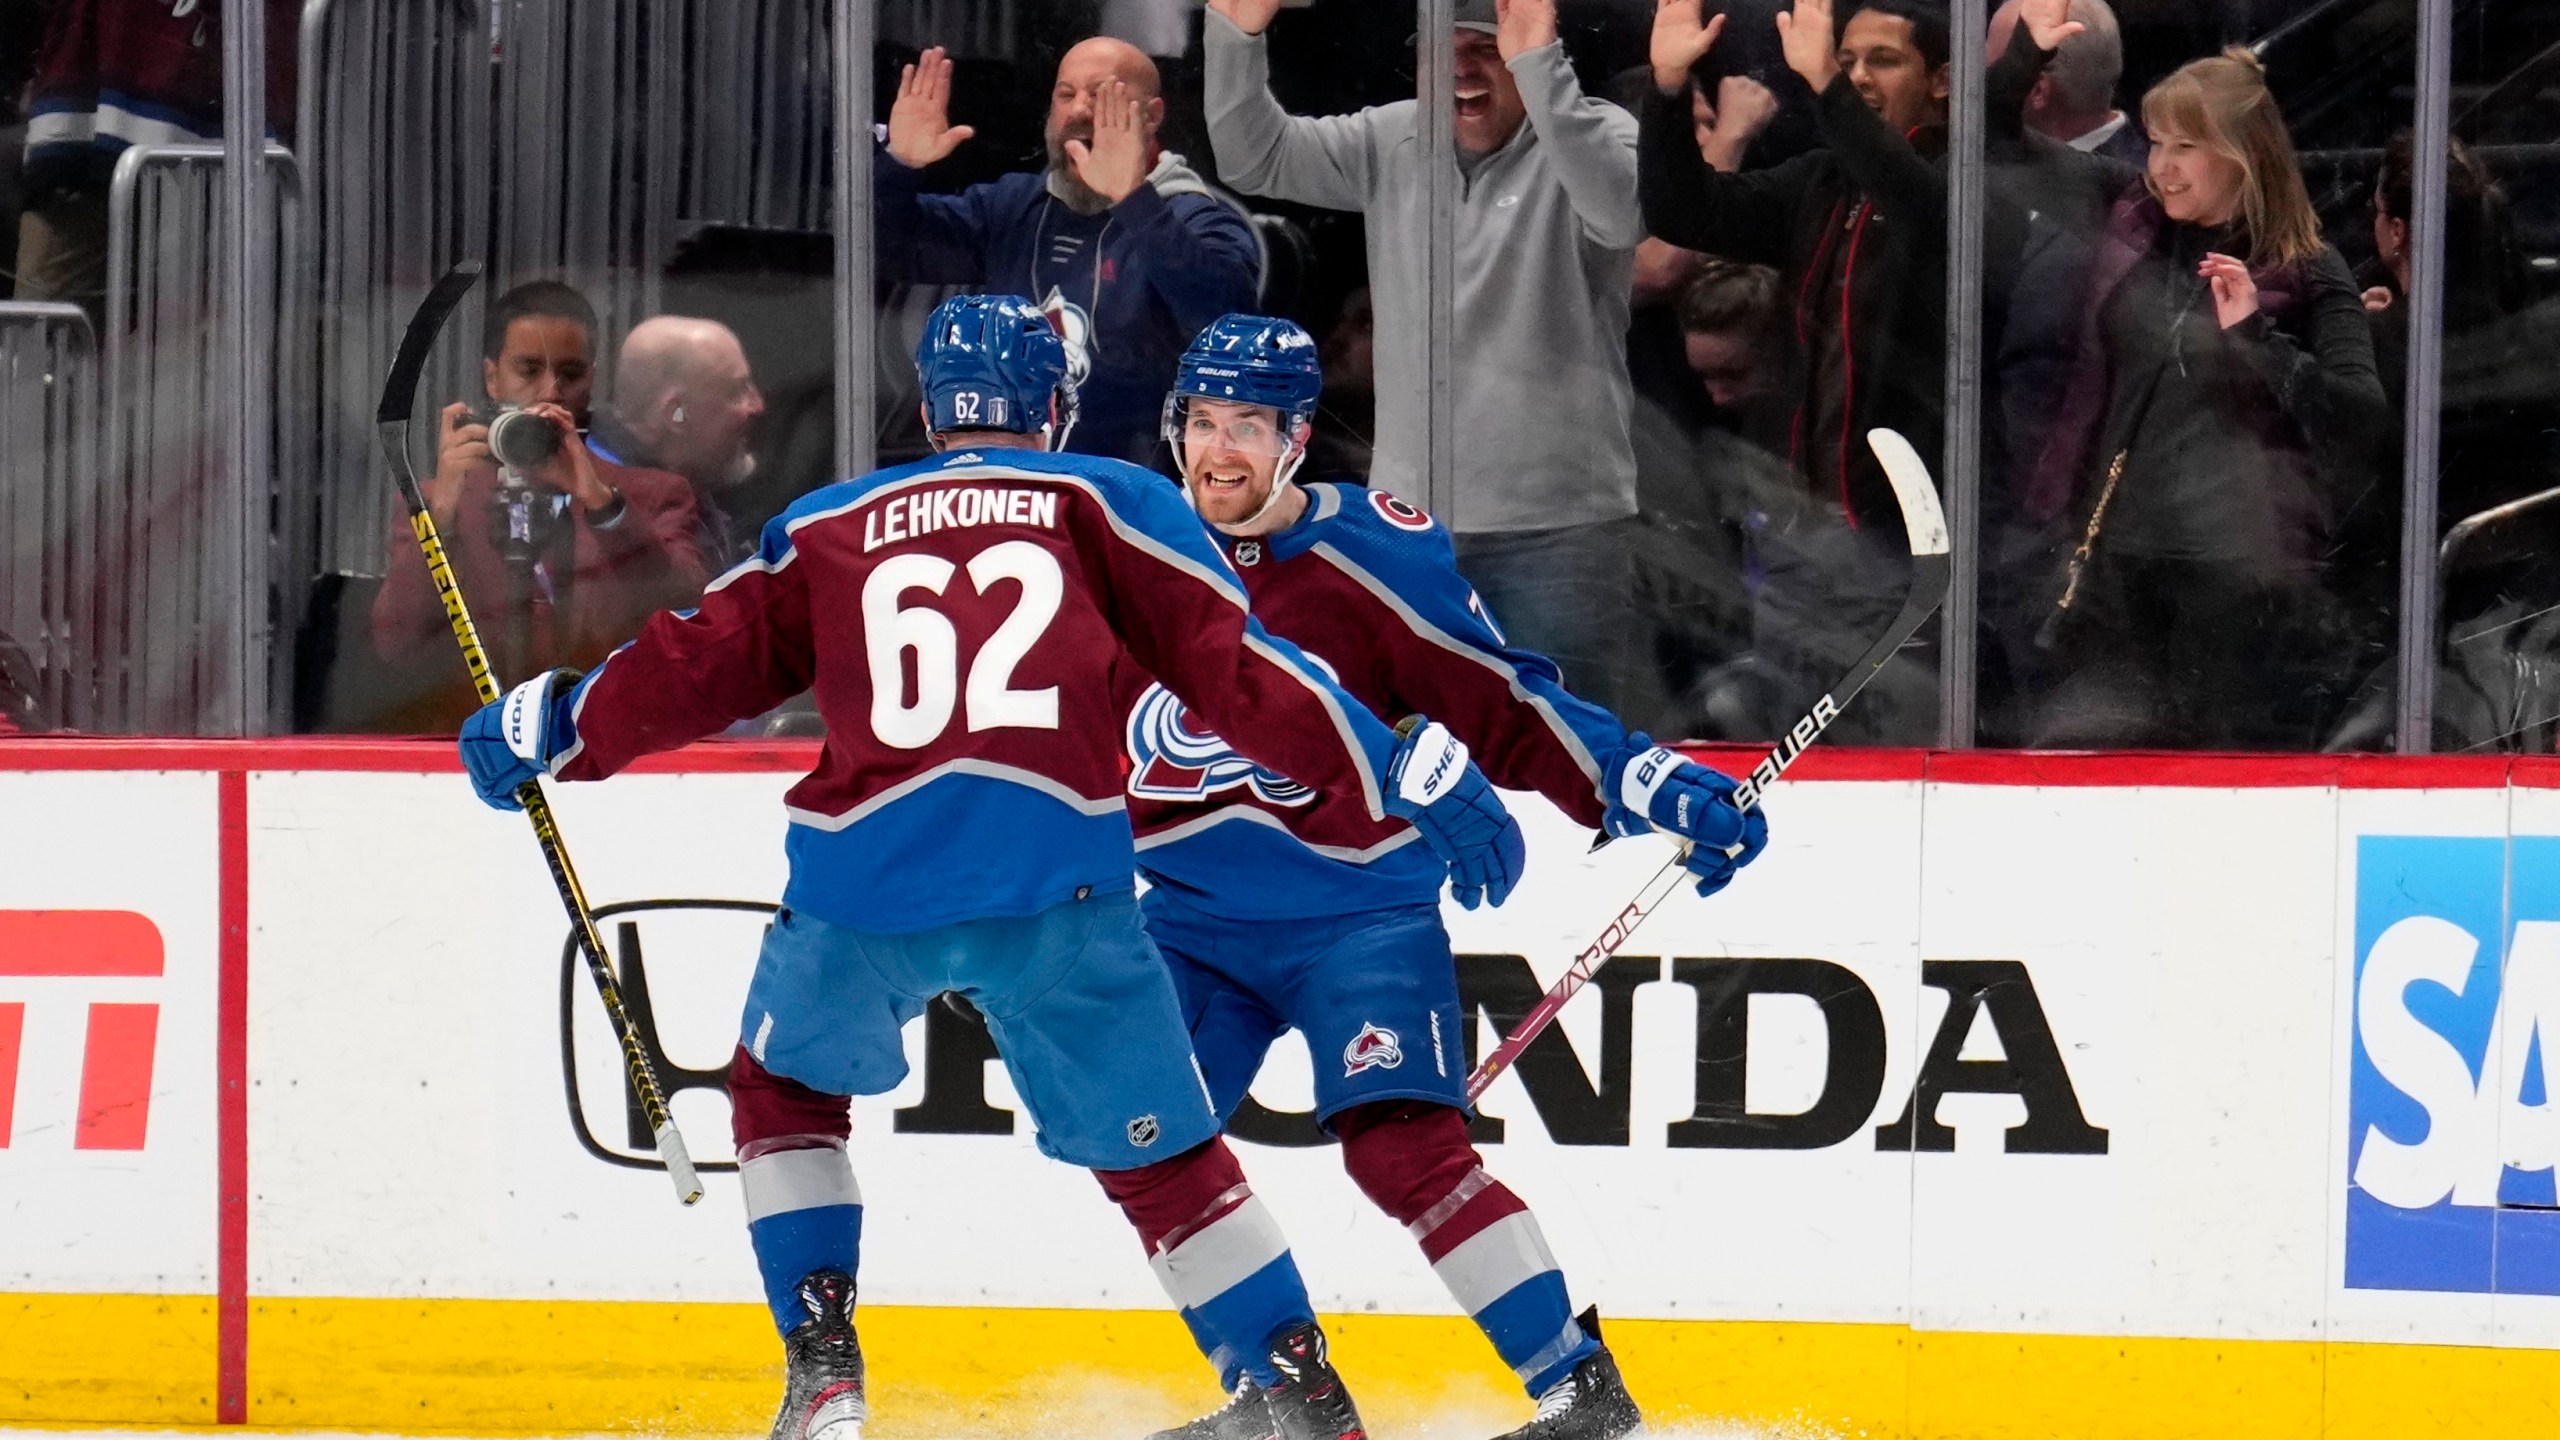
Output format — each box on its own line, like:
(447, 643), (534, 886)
(375, 263), (704, 1205)
(1464, 428), (1951, 1104)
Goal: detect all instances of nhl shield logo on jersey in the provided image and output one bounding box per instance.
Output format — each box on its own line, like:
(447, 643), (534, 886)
(1127, 1114), (1161, 1147)
(1125, 682), (1316, 807)
(1343, 1022), (1405, 1077)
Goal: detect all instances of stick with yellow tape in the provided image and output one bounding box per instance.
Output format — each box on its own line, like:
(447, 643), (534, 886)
(372, 262), (702, 1205)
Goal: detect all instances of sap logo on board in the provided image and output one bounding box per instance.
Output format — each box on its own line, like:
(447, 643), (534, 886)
(2346, 835), (2560, 1294)
(0, 910), (165, 1152)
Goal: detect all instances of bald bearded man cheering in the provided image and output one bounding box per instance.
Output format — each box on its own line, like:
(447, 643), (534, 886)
(875, 35), (1263, 467)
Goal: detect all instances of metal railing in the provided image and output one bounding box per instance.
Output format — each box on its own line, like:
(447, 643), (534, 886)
(301, 0), (836, 582)
(0, 304), (99, 731)
(299, 0), (493, 579)
(102, 143), (307, 736)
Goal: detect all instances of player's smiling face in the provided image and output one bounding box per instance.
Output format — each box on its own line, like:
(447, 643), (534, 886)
(1181, 398), (1292, 527)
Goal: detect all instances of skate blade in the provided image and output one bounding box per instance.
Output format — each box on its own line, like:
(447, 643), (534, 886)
(804, 1388), (866, 1440)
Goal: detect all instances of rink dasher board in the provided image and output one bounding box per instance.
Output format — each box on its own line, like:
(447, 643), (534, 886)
(9, 746), (2560, 1433)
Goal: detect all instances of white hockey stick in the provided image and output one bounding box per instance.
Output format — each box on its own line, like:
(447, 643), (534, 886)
(1464, 429), (1950, 1104)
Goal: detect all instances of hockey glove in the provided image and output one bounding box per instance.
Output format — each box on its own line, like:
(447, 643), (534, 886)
(1601, 742), (1769, 898)
(1383, 718), (1528, 910)
(458, 668), (583, 811)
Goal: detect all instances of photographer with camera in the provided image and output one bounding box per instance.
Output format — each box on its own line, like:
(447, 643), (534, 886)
(368, 280), (710, 732)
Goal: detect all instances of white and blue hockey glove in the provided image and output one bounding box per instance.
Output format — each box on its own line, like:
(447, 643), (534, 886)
(1383, 718), (1527, 910)
(1602, 742), (1769, 898)
(458, 669), (582, 811)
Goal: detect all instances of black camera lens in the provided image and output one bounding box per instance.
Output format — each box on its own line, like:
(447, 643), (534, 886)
(488, 408), (563, 471)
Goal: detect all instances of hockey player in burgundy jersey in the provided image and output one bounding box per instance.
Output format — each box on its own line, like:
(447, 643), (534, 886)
(455, 296), (1534, 1440)
(1126, 317), (1773, 1440)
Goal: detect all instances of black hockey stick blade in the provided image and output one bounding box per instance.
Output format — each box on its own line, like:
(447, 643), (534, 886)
(1729, 428), (1950, 812)
(373, 263), (484, 496)
(376, 262), (481, 426)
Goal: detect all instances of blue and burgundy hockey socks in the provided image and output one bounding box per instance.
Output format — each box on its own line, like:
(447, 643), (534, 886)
(732, 1048), (864, 1335)
(1340, 1101), (1599, 1396)
(1098, 1138), (1317, 1389)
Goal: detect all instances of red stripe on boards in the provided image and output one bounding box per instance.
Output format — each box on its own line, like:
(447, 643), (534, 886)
(217, 770), (248, 1424)
(0, 735), (2538, 789)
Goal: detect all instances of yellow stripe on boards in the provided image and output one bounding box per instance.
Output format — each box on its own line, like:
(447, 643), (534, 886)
(0, 1294), (216, 1423)
(13, 1295), (2560, 1437)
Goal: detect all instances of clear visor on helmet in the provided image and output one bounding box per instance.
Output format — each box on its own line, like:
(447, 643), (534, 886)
(1162, 394), (1293, 459)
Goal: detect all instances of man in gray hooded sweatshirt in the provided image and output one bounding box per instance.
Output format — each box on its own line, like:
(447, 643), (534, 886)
(1205, 0), (1645, 712)
(877, 35), (1264, 467)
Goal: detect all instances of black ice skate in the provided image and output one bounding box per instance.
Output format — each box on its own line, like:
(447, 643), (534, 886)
(1261, 1319), (1367, 1440)
(1490, 1309), (1643, 1440)
(1146, 1320), (1364, 1440)
(771, 1268), (866, 1440)
(1144, 1378), (1280, 1440)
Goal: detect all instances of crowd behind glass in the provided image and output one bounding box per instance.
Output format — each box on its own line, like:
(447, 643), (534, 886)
(4, 0), (2553, 753)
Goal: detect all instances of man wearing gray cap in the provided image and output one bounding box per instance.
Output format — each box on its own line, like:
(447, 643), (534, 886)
(1204, 0), (1646, 718)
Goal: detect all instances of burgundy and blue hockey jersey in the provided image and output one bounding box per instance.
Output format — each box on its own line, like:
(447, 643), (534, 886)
(1123, 483), (1631, 922)
(554, 449), (1405, 934)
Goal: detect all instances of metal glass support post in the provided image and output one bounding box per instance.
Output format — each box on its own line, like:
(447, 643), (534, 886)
(1939, 0), (1988, 747)
(1418, 0), (1458, 521)
(222, 0), (273, 736)
(2394, 0), (2454, 751)
(834, 0), (876, 482)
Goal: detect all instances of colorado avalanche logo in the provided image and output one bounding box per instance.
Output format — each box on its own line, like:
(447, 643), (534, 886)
(1369, 490), (1434, 532)
(1343, 1022), (1404, 1077)
(1037, 287), (1096, 391)
(1126, 683), (1316, 807)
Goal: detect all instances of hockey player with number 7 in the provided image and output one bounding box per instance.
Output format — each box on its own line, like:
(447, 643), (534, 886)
(1125, 316), (1773, 1440)
(455, 295), (1532, 1440)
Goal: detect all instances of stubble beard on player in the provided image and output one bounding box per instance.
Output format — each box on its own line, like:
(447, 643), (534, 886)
(1187, 451), (1275, 530)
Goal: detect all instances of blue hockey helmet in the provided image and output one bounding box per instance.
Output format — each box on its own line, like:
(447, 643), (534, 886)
(915, 294), (1076, 448)
(1165, 314), (1322, 436)
(1164, 314), (1322, 530)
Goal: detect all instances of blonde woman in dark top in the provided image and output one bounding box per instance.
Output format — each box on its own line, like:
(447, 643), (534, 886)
(2003, 45), (2387, 749)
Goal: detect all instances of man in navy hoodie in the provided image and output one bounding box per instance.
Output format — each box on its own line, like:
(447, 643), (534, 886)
(877, 38), (1263, 468)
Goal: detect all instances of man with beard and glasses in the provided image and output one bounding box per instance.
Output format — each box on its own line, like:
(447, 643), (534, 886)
(875, 37), (1262, 468)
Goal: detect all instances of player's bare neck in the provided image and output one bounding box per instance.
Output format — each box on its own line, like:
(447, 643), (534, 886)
(932, 430), (1046, 453)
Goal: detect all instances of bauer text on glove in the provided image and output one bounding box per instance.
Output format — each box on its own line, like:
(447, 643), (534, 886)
(1602, 742), (1770, 897)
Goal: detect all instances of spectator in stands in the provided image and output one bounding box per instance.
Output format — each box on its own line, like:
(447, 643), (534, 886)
(1628, 258), (1795, 735)
(1986, 0), (2144, 165)
(2347, 134), (2554, 639)
(1640, 0), (2020, 741)
(1205, 0), (1648, 711)
(2005, 46), (2386, 749)
(1678, 258), (1792, 443)
(14, 0), (296, 315)
(1618, 63), (1782, 440)
(876, 37), (1260, 468)
(1641, 0), (1978, 534)
(370, 282), (708, 732)
(588, 315), (769, 571)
